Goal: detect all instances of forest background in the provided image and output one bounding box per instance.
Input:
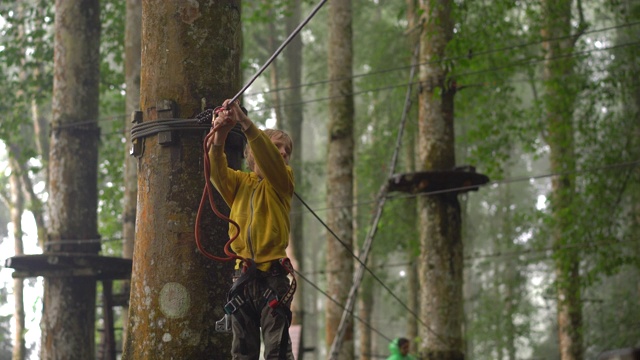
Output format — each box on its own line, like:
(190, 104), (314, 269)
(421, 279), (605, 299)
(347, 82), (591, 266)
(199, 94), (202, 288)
(0, 0), (639, 359)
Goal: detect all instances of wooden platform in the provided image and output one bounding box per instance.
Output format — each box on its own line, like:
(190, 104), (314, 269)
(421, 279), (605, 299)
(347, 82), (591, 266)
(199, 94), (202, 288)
(388, 165), (490, 194)
(4, 253), (132, 280)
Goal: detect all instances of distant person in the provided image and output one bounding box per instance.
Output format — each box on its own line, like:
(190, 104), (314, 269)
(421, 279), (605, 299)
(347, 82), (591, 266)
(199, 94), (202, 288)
(387, 337), (417, 360)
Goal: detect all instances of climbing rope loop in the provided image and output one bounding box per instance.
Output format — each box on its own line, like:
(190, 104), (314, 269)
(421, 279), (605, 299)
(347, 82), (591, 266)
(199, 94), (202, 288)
(194, 107), (245, 264)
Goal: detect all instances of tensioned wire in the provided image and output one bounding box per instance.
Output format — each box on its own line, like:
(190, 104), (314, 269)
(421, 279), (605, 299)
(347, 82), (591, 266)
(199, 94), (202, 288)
(43, 235), (640, 266)
(290, 159), (640, 338)
(67, 40), (640, 132)
(52, 22), (640, 131)
(291, 159), (640, 215)
(326, 43), (450, 356)
(241, 20), (640, 97)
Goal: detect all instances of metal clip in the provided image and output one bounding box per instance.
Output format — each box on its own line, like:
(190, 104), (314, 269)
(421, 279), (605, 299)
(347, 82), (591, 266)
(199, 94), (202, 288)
(224, 296), (245, 314)
(215, 314), (232, 333)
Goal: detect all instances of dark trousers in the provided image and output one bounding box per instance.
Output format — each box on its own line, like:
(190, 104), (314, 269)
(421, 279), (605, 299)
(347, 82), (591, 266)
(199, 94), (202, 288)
(231, 272), (294, 360)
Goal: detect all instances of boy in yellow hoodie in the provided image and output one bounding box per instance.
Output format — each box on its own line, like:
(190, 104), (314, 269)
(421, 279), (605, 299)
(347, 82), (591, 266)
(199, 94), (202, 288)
(209, 99), (295, 360)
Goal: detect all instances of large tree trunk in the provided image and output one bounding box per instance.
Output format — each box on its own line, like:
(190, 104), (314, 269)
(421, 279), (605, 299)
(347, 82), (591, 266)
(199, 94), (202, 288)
(416, 1), (464, 359)
(325, 0), (355, 358)
(541, 1), (582, 359)
(122, 1), (242, 358)
(42, 0), (101, 358)
(405, 0), (420, 351)
(121, 0), (142, 344)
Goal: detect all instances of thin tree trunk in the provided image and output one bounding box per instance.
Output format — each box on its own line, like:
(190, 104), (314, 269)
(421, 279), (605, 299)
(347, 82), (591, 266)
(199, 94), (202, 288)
(357, 261), (374, 360)
(416, 1), (464, 359)
(32, 99), (49, 173)
(267, 11), (284, 128)
(9, 155), (26, 360)
(283, 0), (306, 355)
(122, 1), (242, 358)
(42, 0), (101, 358)
(541, 1), (582, 359)
(326, 0), (355, 358)
(501, 183), (517, 360)
(32, 101), (50, 248)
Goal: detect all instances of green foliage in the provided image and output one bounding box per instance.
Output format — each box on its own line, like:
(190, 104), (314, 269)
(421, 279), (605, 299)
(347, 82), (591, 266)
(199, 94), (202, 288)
(97, 112), (125, 253)
(95, 0), (127, 254)
(0, 0), (54, 142)
(582, 266), (640, 357)
(351, 0), (418, 257)
(0, 314), (10, 358)
(243, 0), (294, 24)
(100, 0), (125, 89)
(453, 0), (542, 179)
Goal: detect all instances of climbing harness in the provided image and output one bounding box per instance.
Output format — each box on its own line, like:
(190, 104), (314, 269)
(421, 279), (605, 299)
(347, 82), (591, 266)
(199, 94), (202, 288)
(216, 258), (297, 333)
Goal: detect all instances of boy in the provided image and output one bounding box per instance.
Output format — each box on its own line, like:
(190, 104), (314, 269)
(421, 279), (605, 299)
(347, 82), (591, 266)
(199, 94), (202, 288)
(208, 99), (295, 360)
(387, 337), (417, 360)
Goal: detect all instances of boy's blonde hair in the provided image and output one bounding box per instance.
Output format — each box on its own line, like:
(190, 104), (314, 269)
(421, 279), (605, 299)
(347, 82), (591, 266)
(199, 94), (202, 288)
(245, 129), (293, 172)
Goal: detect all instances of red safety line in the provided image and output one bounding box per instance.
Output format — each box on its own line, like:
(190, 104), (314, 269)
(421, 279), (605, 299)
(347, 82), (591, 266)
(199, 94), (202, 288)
(194, 119), (245, 263)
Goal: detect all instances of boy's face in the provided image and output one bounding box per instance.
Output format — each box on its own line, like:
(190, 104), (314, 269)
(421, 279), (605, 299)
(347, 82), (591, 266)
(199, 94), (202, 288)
(271, 136), (292, 165)
(247, 135), (292, 178)
(400, 341), (410, 356)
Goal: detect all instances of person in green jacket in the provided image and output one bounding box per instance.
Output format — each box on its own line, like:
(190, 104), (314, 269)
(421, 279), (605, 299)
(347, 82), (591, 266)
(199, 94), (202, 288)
(387, 337), (417, 360)
(209, 99), (295, 360)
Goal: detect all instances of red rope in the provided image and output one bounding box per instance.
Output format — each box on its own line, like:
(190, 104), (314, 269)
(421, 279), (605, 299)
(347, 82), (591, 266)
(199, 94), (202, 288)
(194, 122), (245, 263)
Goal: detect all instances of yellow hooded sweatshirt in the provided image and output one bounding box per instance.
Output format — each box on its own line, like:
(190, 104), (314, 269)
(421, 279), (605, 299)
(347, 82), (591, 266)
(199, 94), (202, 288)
(208, 122), (294, 271)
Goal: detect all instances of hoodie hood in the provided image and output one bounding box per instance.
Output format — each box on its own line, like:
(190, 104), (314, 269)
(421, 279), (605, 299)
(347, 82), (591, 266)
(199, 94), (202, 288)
(388, 338), (402, 356)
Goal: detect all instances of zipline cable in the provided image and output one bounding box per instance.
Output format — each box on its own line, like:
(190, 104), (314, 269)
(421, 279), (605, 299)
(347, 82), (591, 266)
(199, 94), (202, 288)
(227, 0), (328, 105)
(329, 43), (449, 358)
(296, 159), (640, 215)
(329, 46), (438, 360)
(293, 268), (394, 345)
(242, 20), (640, 97)
(76, 38), (640, 131)
(296, 159), (640, 349)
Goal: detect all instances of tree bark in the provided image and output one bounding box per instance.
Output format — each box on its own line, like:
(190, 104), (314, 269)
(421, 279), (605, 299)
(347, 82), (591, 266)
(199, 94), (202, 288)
(43, 0), (101, 359)
(405, 0), (420, 351)
(416, 1), (464, 359)
(326, 0), (355, 358)
(121, 0), (142, 345)
(122, 1), (242, 358)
